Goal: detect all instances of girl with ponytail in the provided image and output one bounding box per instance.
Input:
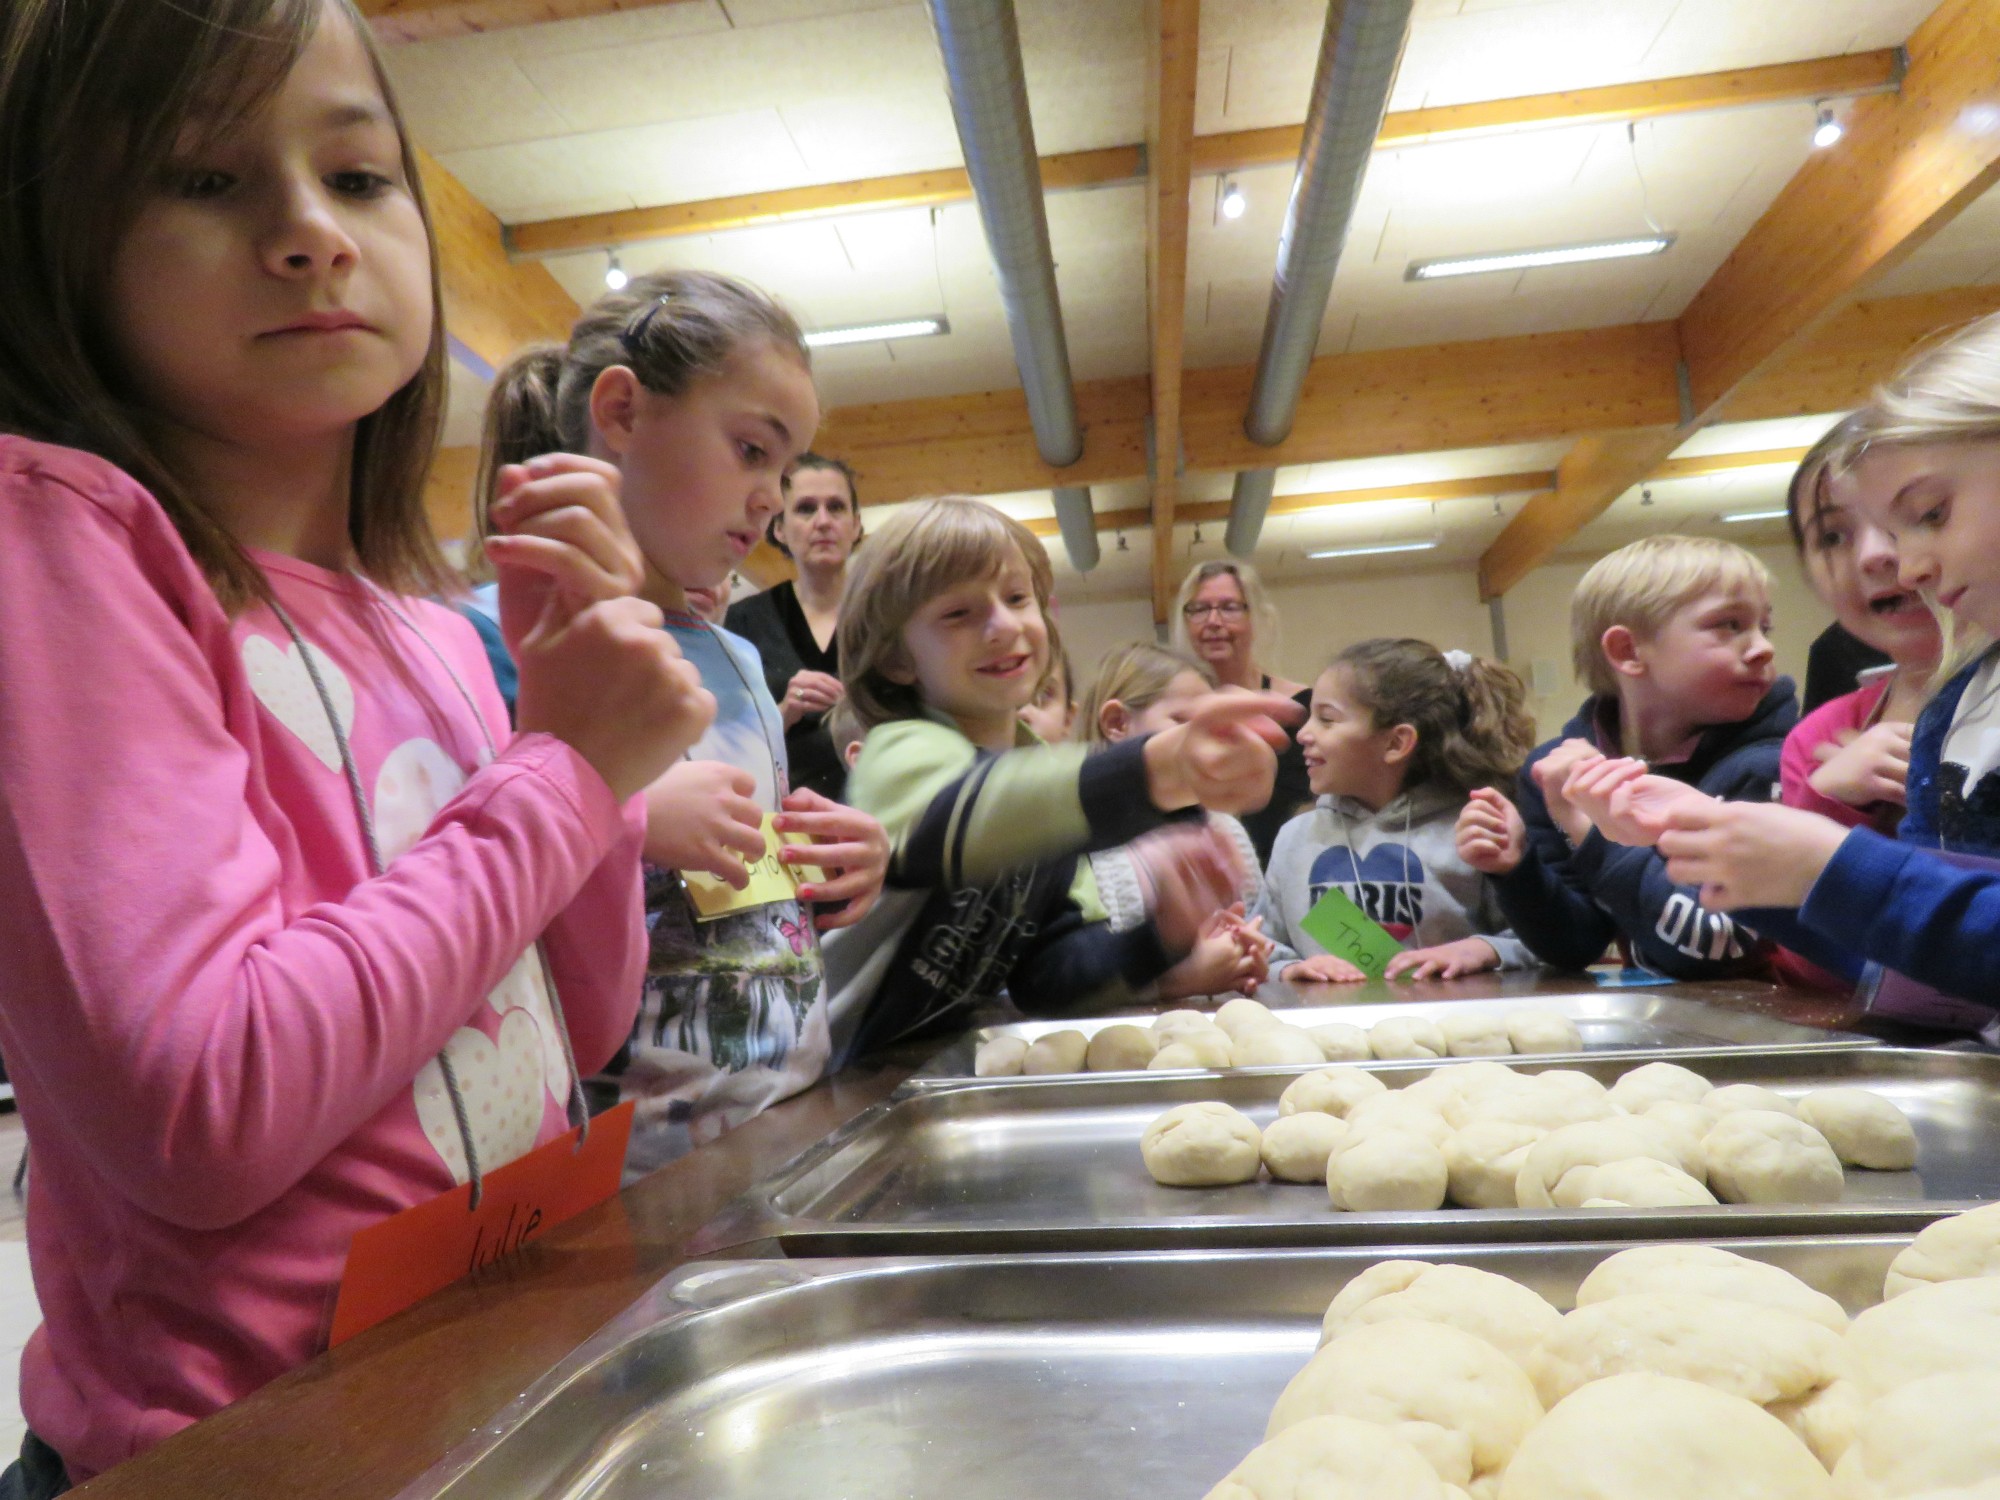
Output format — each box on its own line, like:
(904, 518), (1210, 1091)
(1256, 638), (1541, 982)
(477, 269), (889, 1175)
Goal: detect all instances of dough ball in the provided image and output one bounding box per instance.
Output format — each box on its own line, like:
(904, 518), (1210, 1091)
(1829, 1371), (2000, 1498)
(1396, 1070), (1468, 1116)
(1445, 1121), (1546, 1209)
(1794, 1088), (1918, 1171)
(1320, 1261), (1563, 1368)
(1568, 1157), (1716, 1208)
(1440, 1012), (1515, 1057)
(1533, 1069), (1610, 1101)
(1462, 1079), (1617, 1134)
(1844, 1276), (2000, 1400)
(1085, 1023), (1158, 1072)
(1702, 1111), (1844, 1205)
(1370, 1016), (1447, 1061)
(1577, 1245), (1848, 1332)
(1527, 1292), (1843, 1409)
(973, 1035), (1028, 1077)
(1766, 1380), (1860, 1471)
(1343, 1092), (1452, 1148)
(1234, 1025), (1328, 1069)
(1203, 1414), (1447, 1500)
(1267, 1320), (1543, 1494)
(1261, 1112), (1348, 1183)
(1141, 1101), (1262, 1187)
(1151, 1008), (1212, 1040)
(1309, 1022), (1374, 1062)
(1022, 1029), (1088, 1075)
(1152, 1024), (1233, 1069)
(1216, 996), (1281, 1041)
(1497, 1374), (1832, 1500)
(1635, 1099), (1719, 1179)
(1504, 1008), (1583, 1055)
(1147, 1041), (1201, 1070)
(1606, 1061), (1713, 1113)
(1279, 1065), (1389, 1119)
(1514, 1119), (1679, 1208)
(1328, 1129), (1449, 1212)
(1884, 1202), (2000, 1299)
(1706, 1083), (1801, 1118)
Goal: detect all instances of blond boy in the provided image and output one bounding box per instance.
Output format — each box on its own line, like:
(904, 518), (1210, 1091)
(1456, 535), (1795, 977)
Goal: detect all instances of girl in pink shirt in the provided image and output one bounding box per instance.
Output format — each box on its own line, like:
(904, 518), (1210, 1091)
(1772, 417), (1942, 987)
(0, 0), (714, 1487)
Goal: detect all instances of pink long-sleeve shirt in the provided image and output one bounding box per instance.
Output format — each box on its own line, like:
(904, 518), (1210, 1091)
(0, 438), (646, 1480)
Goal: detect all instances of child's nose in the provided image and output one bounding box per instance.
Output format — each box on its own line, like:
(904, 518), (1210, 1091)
(1897, 547), (1939, 591)
(263, 179), (358, 277)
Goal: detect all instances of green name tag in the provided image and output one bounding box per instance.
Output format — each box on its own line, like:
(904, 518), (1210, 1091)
(1298, 887), (1405, 979)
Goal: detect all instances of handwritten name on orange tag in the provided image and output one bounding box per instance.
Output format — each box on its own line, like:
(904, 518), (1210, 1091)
(329, 1101), (633, 1347)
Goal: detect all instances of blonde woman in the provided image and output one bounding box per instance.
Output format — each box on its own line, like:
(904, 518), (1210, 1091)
(1173, 560), (1313, 862)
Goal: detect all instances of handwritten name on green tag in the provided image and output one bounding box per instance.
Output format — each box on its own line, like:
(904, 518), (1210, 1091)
(1298, 886), (1404, 979)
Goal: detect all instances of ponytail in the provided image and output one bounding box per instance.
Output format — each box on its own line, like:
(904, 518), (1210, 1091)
(1334, 638), (1534, 796)
(473, 342), (566, 565)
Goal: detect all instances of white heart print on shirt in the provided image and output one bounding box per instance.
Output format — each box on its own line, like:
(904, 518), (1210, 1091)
(242, 635), (354, 773)
(413, 1008), (547, 1185)
(488, 948), (575, 1106)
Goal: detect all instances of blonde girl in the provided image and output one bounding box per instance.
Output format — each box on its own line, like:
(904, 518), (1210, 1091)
(0, 0), (710, 1485)
(822, 499), (1299, 1058)
(1260, 638), (1539, 983)
(479, 269), (889, 1175)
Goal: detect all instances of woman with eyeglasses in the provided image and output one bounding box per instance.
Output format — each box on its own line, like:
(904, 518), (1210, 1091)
(1173, 560), (1313, 863)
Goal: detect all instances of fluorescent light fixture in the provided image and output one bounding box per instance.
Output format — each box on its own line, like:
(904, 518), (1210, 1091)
(1721, 508), (1790, 523)
(1813, 105), (1844, 149)
(1407, 235), (1674, 282)
(1308, 539), (1440, 561)
(803, 316), (948, 349)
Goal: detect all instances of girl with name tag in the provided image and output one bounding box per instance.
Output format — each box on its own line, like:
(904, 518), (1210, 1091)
(478, 269), (889, 1179)
(0, 0), (713, 1487)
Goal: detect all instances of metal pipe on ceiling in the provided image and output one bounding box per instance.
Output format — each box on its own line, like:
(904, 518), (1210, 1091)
(927, 0), (1099, 570)
(1226, 0), (1415, 557)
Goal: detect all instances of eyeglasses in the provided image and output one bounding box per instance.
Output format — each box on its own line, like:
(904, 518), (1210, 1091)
(1182, 601), (1249, 621)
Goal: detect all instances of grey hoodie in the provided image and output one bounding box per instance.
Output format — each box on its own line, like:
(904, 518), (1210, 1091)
(1255, 785), (1535, 972)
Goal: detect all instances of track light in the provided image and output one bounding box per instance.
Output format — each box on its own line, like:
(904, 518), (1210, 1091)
(1813, 105), (1843, 149)
(1219, 177), (1247, 220)
(604, 252), (628, 291)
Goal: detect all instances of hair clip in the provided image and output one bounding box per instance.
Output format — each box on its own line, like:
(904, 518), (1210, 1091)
(1443, 649), (1473, 672)
(619, 293), (675, 355)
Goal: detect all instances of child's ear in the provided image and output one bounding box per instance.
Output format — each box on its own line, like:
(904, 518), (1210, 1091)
(1099, 700), (1131, 740)
(1384, 723), (1418, 765)
(878, 645), (917, 687)
(587, 365), (643, 457)
(1601, 624), (1646, 679)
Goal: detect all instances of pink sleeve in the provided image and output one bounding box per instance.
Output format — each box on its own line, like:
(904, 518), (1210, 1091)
(429, 605), (646, 1079)
(0, 458), (631, 1230)
(1780, 691), (1873, 827)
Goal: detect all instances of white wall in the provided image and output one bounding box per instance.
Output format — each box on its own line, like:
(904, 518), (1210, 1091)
(1053, 542), (1833, 745)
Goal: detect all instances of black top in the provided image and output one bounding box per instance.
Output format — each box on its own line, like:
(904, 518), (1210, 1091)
(1237, 678), (1315, 867)
(724, 579), (847, 801)
(1804, 622), (1892, 714)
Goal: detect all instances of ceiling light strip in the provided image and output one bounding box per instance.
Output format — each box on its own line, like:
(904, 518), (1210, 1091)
(1307, 539), (1441, 560)
(802, 317), (949, 349)
(1407, 235), (1674, 282)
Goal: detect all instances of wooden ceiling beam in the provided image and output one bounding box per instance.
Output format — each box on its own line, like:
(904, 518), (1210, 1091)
(1478, 0), (2000, 601)
(1144, 0), (1200, 624)
(419, 149), (577, 373)
(360, 0), (703, 44)
(504, 50), (1900, 258)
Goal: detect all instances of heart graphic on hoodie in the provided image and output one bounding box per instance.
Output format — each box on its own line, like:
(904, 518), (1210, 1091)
(1308, 843), (1425, 940)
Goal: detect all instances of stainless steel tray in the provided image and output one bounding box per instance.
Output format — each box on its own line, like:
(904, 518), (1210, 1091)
(909, 989), (1875, 1086)
(698, 1046), (1991, 1256)
(395, 1235), (1910, 1499)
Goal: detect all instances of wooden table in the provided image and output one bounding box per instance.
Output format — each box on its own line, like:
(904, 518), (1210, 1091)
(71, 976), (1904, 1497)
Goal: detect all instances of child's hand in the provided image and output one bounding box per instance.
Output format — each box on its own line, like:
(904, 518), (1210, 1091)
(486, 455), (646, 654)
(1142, 690), (1303, 813)
(1562, 758), (1717, 848)
(777, 789), (890, 931)
(1457, 787), (1527, 874)
(643, 761), (766, 885)
(1656, 800), (1851, 911)
(1156, 916), (1266, 1000)
(515, 597), (715, 800)
(1286, 953), (1368, 985)
(1130, 823), (1247, 955)
(1809, 721), (1914, 809)
(1385, 936), (1501, 981)
(780, 670), (845, 729)
(1534, 738), (1607, 844)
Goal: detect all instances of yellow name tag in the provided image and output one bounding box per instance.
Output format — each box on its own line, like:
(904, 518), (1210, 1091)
(681, 811), (821, 921)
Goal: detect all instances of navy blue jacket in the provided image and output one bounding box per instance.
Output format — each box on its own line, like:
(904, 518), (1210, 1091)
(1495, 683), (1797, 978)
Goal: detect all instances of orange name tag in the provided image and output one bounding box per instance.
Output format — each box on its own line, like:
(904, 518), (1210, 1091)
(329, 1101), (634, 1347)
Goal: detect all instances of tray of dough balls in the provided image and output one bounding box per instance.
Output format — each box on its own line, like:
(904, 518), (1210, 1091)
(913, 991), (1874, 1087)
(692, 1046), (1985, 1258)
(392, 1217), (2000, 1500)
